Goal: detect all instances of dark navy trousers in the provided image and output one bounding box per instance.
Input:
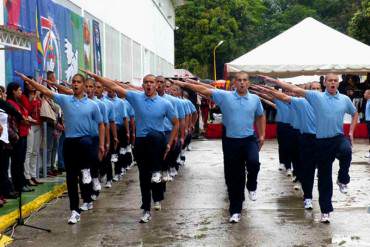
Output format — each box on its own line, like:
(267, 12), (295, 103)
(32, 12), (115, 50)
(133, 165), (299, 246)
(222, 135), (260, 215)
(316, 135), (351, 213)
(135, 131), (166, 211)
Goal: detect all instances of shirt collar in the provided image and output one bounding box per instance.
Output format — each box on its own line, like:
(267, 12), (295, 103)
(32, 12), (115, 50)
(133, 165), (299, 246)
(324, 90), (340, 99)
(71, 95), (88, 102)
(233, 90), (249, 99)
(144, 93), (158, 102)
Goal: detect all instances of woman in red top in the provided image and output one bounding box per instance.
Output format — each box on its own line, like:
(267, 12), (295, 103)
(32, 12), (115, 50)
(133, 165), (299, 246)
(21, 81), (43, 186)
(6, 82), (33, 192)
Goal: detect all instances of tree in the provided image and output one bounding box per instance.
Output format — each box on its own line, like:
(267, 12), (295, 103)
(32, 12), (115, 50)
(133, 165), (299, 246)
(348, 0), (370, 45)
(175, 0), (267, 79)
(175, 0), (367, 79)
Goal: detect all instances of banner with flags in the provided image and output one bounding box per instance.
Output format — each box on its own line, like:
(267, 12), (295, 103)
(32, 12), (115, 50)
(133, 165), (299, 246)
(4, 0), (85, 85)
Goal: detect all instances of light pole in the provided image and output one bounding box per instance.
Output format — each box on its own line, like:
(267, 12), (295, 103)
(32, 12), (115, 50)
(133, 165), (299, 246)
(213, 40), (224, 81)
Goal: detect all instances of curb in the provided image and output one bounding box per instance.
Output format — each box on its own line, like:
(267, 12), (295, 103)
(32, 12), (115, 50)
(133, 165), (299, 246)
(0, 183), (67, 235)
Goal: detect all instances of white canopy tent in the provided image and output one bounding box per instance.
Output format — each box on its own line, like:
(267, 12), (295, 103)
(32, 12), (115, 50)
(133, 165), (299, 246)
(226, 17), (370, 77)
(279, 75), (321, 85)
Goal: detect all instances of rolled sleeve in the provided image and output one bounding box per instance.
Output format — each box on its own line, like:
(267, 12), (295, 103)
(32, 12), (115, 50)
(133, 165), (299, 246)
(255, 98), (264, 117)
(346, 97), (357, 116)
(211, 89), (225, 106)
(165, 101), (176, 121)
(92, 103), (103, 124)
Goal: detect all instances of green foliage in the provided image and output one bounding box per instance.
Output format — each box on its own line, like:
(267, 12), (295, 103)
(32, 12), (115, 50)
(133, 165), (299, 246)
(175, 0), (367, 79)
(348, 0), (370, 45)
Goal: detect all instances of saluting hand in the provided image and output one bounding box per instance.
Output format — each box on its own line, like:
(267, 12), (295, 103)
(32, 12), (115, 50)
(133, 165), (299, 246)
(15, 71), (29, 81)
(80, 68), (98, 79)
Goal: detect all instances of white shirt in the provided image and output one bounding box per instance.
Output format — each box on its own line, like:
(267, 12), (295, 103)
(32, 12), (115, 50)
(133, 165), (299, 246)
(0, 110), (9, 143)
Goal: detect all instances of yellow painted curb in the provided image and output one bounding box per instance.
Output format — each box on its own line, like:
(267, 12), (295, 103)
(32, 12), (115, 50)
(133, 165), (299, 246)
(0, 183), (67, 234)
(0, 234), (13, 247)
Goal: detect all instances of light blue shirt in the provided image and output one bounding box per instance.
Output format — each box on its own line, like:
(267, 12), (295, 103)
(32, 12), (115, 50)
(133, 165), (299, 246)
(107, 96), (127, 125)
(162, 94), (184, 132)
(366, 99), (370, 121)
(53, 94), (102, 138)
(273, 99), (291, 124)
(94, 97), (108, 124)
(288, 103), (300, 130)
(290, 97), (316, 135)
(126, 91), (176, 137)
(211, 89), (264, 138)
(101, 97), (116, 123)
(123, 99), (135, 118)
(181, 99), (191, 115)
(305, 90), (356, 138)
(185, 99), (197, 113)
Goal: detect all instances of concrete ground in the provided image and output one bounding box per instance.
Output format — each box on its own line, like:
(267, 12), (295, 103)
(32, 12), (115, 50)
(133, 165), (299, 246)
(8, 139), (370, 247)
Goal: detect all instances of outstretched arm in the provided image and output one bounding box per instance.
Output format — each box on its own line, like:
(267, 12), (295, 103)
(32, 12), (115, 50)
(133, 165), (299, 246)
(259, 75), (306, 97)
(43, 79), (73, 95)
(186, 78), (215, 89)
(15, 71), (54, 98)
(173, 80), (213, 98)
(80, 69), (127, 97)
(252, 84), (291, 103)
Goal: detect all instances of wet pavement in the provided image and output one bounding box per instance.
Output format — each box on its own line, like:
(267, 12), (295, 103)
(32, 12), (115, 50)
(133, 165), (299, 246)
(8, 139), (370, 247)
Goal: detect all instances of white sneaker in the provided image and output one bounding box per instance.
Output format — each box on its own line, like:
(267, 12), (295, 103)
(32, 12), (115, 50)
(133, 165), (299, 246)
(81, 169), (92, 184)
(278, 163), (285, 171)
(186, 146), (192, 151)
(105, 181), (112, 188)
(121, 168), (126, 175)
(111, 154), (118, 163)
(229, 213), (241, 223)
(169, 167), (178, 177)
(304, 199), (313, 210)
(248, 191), (257, 201)
(113, 174), (120, 182)
(320, 213), (330, 223)
(80, 202), (93, 211)
(68, 210), (80, 224)
(286, 169), (293, 177)
(100, 174), (107, 184)
(140, 211), (151, 223)
(91, 194), (97, 201)
(119, 147), (127, 155)
(365, 152), (370, 158)
(154, 202), (161, 211)
(92, 178), (101, 191)
(151, 172), (162, 183)
(337, 181), (348, 194)
(162, 171), (172, 182)
(126, 145), (132, 153)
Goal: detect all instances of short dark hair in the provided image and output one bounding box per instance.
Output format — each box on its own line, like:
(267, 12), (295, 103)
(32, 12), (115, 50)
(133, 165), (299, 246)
(72, 73), (86, 83)
(47, 71), (55, 80)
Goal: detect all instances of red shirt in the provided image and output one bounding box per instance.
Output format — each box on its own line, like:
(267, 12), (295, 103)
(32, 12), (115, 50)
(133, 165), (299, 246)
(7, 99), (30, 137)
(20, 94), (42, 125)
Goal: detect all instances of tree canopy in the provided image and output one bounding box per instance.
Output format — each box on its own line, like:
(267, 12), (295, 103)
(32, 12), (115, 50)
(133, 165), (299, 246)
(175, 0), (369, 79)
